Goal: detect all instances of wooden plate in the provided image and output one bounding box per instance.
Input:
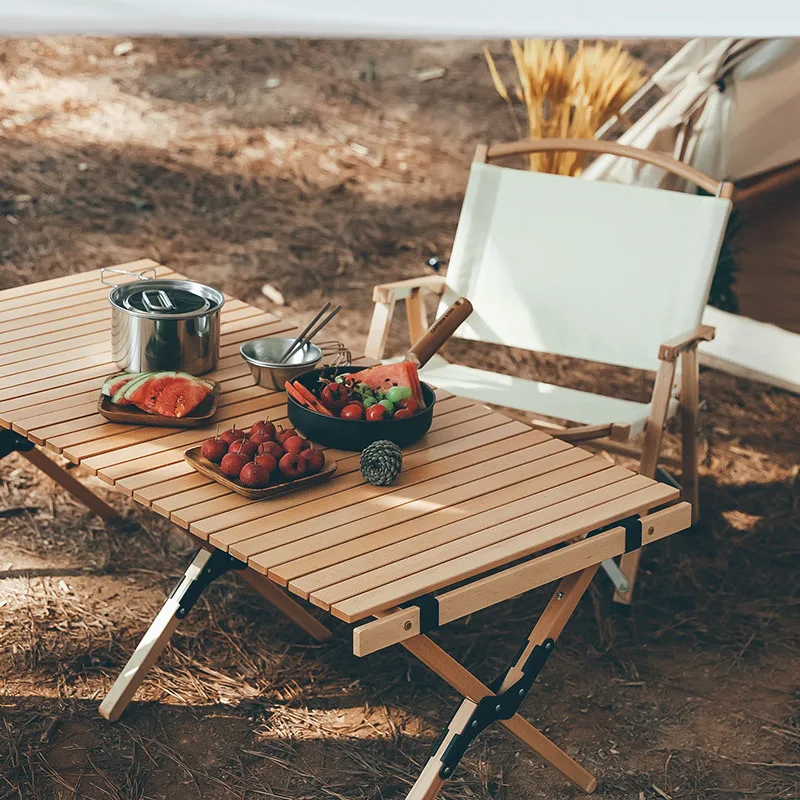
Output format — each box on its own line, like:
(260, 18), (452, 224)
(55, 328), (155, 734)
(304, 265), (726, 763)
(184, 446), (337, 499)
(97, 381), (220, 427)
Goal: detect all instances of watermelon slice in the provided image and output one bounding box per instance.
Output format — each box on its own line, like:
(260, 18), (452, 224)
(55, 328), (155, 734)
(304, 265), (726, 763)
(111, 372), (154, 405)
(122, 372), (212, 418)
(102, 372), (138, 398)
(348, 362), (425, 407)
(152, 378), (211, 418)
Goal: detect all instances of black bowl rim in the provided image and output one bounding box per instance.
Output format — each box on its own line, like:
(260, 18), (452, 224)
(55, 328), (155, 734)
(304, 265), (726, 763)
(287, 366), (435, 424)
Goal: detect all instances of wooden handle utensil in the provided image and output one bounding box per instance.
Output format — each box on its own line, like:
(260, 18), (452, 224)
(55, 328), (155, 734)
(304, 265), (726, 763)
(406, 297), (473, 368)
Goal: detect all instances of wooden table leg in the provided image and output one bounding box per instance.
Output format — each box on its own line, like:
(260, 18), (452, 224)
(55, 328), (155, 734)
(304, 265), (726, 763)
(403, 567), (600, 799)
(21, 447), (119, 521)
(100, 548), (243, 721)
(237, 570), (332, 642)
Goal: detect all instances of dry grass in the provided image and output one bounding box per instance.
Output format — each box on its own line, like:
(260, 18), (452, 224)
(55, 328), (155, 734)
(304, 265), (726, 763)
(484, 40), (646, 173)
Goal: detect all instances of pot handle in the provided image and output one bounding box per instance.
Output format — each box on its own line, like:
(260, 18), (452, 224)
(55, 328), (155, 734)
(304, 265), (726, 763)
(100, 266), (157, 286)
(406, 297), (473, 368)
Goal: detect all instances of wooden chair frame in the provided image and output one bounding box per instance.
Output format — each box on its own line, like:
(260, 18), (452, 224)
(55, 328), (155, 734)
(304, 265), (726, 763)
(366, 138), (732, 604)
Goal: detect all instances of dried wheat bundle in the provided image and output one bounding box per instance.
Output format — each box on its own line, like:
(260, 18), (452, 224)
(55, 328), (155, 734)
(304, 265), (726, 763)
(484, 40), (646, 175)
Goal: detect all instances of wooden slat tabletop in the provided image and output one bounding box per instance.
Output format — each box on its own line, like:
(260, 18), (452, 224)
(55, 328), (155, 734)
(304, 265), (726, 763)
(0, 262), (679, 625)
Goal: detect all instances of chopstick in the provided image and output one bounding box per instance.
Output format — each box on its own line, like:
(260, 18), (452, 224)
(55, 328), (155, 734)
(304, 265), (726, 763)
(281, 305), (341, 363)
(279, 303), (331, 363)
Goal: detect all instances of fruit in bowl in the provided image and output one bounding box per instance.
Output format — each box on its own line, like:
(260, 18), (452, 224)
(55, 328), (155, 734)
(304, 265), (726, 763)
(285, 362), (427, 422)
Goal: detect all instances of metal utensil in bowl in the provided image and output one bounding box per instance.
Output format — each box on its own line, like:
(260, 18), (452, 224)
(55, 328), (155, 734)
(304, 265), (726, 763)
(240, 337), (324, 391)
(286, 297), (473, 451)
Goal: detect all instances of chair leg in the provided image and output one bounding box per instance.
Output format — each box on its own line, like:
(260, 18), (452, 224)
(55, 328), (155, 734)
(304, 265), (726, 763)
(614, 358), (677, 607)
(405, 288), (429, 348)
(364, 298), (396, 360)
(403, 568), (599, 798)
(680, 348), (700, 524)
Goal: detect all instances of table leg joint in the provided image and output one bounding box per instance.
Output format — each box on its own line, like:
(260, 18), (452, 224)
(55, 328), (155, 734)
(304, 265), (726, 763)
(437, 638), (555, 779)
(173, 549), (245, 619)
(0, 429), (35, 459)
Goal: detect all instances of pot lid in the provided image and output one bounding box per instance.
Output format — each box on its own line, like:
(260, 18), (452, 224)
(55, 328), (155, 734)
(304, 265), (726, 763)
(122, 286), (209, 314)
(108, 278), (225, 319)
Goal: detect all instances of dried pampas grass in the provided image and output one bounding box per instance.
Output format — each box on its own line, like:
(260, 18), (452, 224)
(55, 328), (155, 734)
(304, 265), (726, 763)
(484, 40), (646, 175)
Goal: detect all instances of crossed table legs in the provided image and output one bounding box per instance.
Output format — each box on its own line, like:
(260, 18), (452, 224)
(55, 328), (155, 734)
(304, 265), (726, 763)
(98, 541), (602, 797)
(401, 567), (600, 798)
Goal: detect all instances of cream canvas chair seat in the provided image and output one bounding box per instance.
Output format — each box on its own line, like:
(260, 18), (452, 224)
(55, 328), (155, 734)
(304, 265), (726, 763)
(420, 355), (680, 437)
(366, 138), (733, 605)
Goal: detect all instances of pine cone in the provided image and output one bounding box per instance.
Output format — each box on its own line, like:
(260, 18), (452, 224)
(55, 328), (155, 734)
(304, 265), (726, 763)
(360, 440), (403, 486)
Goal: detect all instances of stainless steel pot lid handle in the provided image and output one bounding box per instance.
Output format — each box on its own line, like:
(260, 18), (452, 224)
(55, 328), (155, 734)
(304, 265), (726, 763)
(100, 266), (157, 286)
(141, 290), (176, 312)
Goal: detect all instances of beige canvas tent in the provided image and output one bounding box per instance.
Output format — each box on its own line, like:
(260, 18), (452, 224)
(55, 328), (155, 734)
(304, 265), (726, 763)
(586, 38), (800, 187)
(584, 38), (800, 395)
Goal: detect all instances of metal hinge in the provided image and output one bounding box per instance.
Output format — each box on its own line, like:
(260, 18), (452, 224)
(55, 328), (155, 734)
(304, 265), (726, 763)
(171, 550), (246, 619)
(0, 429), (35, 460)
(438, 638), (555, 779)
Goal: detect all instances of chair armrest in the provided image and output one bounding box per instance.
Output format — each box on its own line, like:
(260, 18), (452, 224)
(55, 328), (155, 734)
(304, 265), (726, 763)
(372, 275), (446, 304)
(658, 325), (715, 362)
(553, 423), (631, 443)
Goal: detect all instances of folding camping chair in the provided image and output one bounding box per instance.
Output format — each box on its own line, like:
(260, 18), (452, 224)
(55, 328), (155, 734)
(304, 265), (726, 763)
(366, 138), (733, 604)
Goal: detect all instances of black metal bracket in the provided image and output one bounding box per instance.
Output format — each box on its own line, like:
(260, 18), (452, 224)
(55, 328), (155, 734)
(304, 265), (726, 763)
(621, 516), (643, 553)
(172, 549), (246, 619)
(0, 429), (35, 460)
(586, 513), (642, 553)
(438, 638), (555, 779)
(404, 593), (440, 634)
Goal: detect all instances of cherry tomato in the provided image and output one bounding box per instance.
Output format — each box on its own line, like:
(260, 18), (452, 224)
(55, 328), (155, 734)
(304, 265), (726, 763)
(365, 404), (387, 421)
(340, 403), (364, 420)
(320, 382), (349, 411)
(346, 400), (365, 411)
(393, 408), (413, 419)
(399, 398), (421, 415)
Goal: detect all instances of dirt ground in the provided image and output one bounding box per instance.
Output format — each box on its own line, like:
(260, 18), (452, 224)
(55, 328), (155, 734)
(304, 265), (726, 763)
(1, 37), (799, 800)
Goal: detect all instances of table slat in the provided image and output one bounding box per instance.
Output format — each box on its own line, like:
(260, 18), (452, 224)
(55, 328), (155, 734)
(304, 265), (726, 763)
(234, 433), (570, 564)
(0, 259), (159, 303)
(283, 456), (621, 598)
(331, 481), (678, 622)
(304, 464), (633, 607)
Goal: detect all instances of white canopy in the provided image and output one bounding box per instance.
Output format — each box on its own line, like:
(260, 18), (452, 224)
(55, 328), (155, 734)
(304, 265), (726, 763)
(1, 1), (799, 37)
(584, 38), (800, 185)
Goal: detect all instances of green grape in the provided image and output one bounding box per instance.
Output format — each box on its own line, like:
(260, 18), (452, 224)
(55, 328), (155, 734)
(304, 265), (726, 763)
(363, 396), (377, 408)
(386, 385), (412, 403)
(379, 399), (394, 413)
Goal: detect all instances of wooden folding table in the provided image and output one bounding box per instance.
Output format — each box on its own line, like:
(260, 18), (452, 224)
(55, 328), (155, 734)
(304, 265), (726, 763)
(0, 261), (692, 798)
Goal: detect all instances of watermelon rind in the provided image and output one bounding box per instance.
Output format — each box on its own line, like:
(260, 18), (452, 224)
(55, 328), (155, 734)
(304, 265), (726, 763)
(121, 371), (178, 402)
(112, 371), (163, 404)
(101, 372), (133, 397)
(175, 371), (216, 391)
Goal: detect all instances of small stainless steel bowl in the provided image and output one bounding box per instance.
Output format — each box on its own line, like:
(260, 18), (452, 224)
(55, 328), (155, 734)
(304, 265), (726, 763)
(240, 337), (323, 391)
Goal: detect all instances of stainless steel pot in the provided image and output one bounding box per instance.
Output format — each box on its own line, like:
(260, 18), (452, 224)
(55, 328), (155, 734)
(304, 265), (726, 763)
(103, 267), (224, 375)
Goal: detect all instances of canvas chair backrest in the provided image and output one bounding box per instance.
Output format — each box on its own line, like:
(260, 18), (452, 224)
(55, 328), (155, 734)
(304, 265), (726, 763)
(438, 158), (731, 373)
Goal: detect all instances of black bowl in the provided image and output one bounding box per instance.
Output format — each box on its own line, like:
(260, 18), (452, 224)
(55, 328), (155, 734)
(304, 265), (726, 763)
(287, 365), (436, 451)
